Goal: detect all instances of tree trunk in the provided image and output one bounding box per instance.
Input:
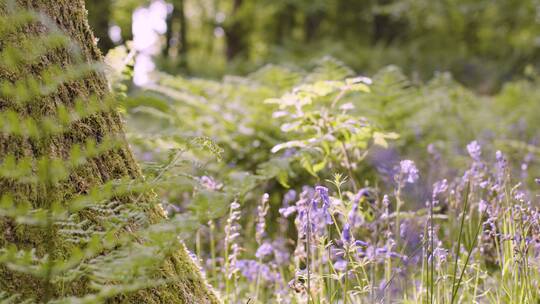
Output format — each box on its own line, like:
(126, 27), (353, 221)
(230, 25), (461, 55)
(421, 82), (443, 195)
(274, 3), (295, 45)
(224, 0), (247, 61)
(372, 0), (403, 44)
(164, 0), (189, 70)
(0, 0), (219, 303)
(86, 0), (115, 53)
(305, 10), (324, 43)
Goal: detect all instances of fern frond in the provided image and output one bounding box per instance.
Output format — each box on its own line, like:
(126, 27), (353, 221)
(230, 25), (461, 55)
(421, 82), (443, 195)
(0, 135), (124, 185)
(0, 96), (119, 138)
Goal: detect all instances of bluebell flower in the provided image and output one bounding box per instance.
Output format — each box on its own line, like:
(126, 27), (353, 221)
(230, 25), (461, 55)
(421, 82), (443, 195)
(334, 259), (347, 272)
(235, 260), (258, 282)
(399, 160), (419, 184)
(256, 242), (274, 259)
(354, 240), (369, 247)
(236, 259), (280, 283)
(348, 189), (369, 226)
(467, 140), (482, 161)
(347, 201), (359, 227)
(316, 186), (333, 225)
(431, 179), (448, 206)
(315, 186), (330, 207)
(282, 189), (297, 207)
(432, 179), (448, 198)
(272, 238), (290, 266)
(376, 247), (388, 255)
(279, 206), (297, 218)
(256, 193), (270, 244)
(342, 223), (352, 244)
(478, 199), (488, 213)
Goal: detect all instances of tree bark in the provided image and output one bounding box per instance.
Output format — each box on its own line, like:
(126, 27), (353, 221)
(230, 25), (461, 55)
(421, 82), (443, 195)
(305, 10), (324, 43)
(272, 2), (296, 46)
(0, 0), (219, 303)
(224, 0), (248, 61)
(164, 0), (189, 70)
(372, 0), (404, 45)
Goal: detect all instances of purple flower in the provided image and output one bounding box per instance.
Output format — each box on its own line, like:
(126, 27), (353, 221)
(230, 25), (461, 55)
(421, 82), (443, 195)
(279, 206), (297, 217)
(256, 242), (274, 259)
(382, 194), (390, 218)
(348, 195), (360, 227)
(342, 224), (352, 244)
(200, 176), (223, 190)
(432, 179), (448, 204)
(376, 247), (388, 255)
(334, 259), (347, 272)
(467, 141), (482, 161)
(478, 200), (488, 213)
(433, 179), (448, 197)
(293, 189), (314, 238)
(224, 201), (242, 279)
(316, 186), (333, 225)
(514, 191), (527, 202)
(354, 240), (369, 247)
(235, 260), (258, 282)
(271, 238), (290, 265)
(399, 160), (419, 184)
(495, 150), (504, 162)
(236, 260), (280, 283)
(256, 193), (270, 244)
(293, 186), (336, 240)
(427, 143), (441, 160)
(315, 186), (330, 204)
(496, 150), (508, 182)
(349, 189), (370, 226)
(432, 245), (448, 267)
(282, 189), (297, 207)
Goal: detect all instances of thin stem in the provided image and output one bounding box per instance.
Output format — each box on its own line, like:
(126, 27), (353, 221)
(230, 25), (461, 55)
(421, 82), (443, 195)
(451, 211), (483, 302)
(339, 141), (358, 192)
(307, 202), (312, 304)
(430, 197), (434, 304)
(209, 220), (217, 285)
(450, 181), (470, 303)
(254, 257), (263, 301)
(394, 181), (403, 243)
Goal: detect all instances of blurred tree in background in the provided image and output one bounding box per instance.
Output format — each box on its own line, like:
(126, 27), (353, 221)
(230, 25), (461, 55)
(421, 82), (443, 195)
(86, 0), (114, 52)
(86, 0), (540, 89)
(163, 0), (188, 69)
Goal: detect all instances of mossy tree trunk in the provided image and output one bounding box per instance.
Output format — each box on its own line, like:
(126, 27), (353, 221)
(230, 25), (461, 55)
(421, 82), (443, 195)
(0, 0), (219, 303)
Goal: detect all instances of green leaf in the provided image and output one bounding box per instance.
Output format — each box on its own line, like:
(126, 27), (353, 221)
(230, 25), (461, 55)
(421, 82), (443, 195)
(271, 140), (307, 153)
(373, 131), (400, 148)
(300, 154), (318, 178)
(373, 132), (389, 148)
(190, 190), (230, 222)
(348, 83), (371, 93)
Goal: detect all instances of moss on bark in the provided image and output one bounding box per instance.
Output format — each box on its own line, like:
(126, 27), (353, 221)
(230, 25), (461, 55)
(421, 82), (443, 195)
(0, 1), (219, 303)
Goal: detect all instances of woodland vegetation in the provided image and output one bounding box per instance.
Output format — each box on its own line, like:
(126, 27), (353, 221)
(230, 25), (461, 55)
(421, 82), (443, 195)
(1, 0), (540, 303)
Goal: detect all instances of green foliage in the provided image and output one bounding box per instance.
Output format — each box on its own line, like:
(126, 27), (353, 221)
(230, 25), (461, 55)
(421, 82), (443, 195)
(90, 0), (539, 89)
(124, 56), (395, 220)
(4, 0), (540, 302)
(120, 45), (540, 301)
